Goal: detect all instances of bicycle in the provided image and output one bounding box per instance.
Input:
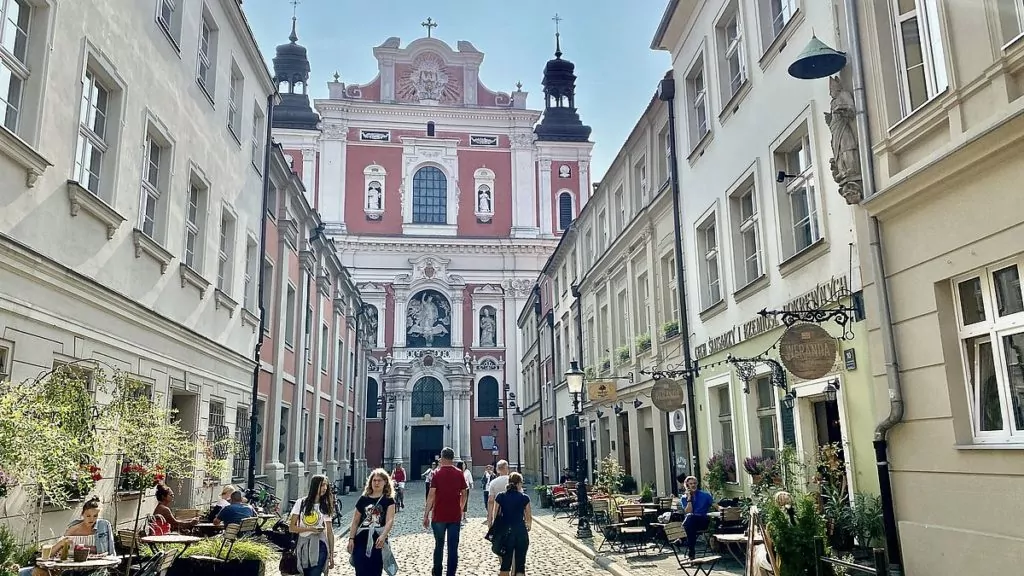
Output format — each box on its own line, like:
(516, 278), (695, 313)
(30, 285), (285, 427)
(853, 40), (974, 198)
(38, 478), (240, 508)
(394, 482), (405, 511)
(330, 479), (346, 528)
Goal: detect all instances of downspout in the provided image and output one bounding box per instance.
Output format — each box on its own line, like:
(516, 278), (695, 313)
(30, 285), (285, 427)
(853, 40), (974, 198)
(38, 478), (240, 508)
(844, 2), (904, 572)
(533, 285), (546, 483)
(247, 91), (277, 492)
(571, 283), (587, 480)
(546, 309), (559, 479)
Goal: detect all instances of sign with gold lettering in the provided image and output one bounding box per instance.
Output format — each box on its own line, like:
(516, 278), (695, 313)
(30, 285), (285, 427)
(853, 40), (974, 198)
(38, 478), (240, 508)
(779, 323), (837, 380)
(651, 379), (686, 412)
(587, 380), (617, 402)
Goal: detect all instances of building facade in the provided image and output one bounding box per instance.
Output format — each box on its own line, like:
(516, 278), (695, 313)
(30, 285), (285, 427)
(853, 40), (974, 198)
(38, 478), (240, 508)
(852, 0), (1024, 573)
(272, 27), (594, 477)
(652, 0), (878, 500)
(0, 0), (273, 534)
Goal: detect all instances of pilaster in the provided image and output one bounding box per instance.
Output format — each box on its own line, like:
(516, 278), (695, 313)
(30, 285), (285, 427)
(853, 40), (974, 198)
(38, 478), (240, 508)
(537, 158), (553, 236)
(451, 390), (461, 457)
(451, 290), (464, 347)
(319, 121), (347, 229)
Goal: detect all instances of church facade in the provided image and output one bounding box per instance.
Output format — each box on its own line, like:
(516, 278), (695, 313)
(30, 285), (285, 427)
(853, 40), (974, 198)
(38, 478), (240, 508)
(272, 23), (593, 477)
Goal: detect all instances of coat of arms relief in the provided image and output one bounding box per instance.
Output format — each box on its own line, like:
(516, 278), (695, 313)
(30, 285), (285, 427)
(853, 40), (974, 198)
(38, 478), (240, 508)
(398, 52), (462, 104)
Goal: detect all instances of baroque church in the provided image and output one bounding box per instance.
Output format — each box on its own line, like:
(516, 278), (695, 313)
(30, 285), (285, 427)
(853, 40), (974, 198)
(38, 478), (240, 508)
(271, 18), (592, 478)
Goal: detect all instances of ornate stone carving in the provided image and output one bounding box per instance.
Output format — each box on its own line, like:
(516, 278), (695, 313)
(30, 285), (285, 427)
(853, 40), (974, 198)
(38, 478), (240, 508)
(579, 160), (590, 178)
(510, 131), (535, 149)
(825, 76), (863, 204)
(322, 122), (348, 141)
(406, 289), (452, 347)
(538, 159), (552, 171)
(397, 52), (462, 104)
(501, 278), (534, 299)
(365, 304), (379, 347)
(479, 307), (497, 347)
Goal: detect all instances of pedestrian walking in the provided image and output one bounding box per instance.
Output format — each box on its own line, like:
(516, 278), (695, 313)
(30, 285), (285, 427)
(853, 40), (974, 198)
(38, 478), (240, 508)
(481, 465), (495, 511)
(492, 472), (532, 576)
(458, 461), (473, 523)
(423, 447), (468, 576)
(346, 469), (397, 576)
(391, 463), (406, 510)
(289, 474), (335, 576)
(424, 461), (438, 499)
(486, 460), (510, 528)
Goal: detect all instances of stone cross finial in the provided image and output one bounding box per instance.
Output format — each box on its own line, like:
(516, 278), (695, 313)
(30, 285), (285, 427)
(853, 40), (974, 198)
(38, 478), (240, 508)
(421, 17), (438, 38)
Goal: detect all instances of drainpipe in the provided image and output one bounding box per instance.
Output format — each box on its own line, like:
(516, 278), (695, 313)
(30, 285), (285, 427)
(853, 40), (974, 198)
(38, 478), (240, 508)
(546, 309), (560, 479)
(844, 2), (904, 572)
(533, 285), (546, 483)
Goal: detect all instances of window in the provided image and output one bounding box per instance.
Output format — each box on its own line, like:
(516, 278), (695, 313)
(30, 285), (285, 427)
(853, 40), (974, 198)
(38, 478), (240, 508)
(320, 324), (329, 372)
(558, 191), (574, 230)
(0, 341), (11, 382)
(477, 376), (500, 418)
(411, 166), (447, 224)
(411, 377), (445, 417)
(261, 259), (273, 321)
(278, 405), (289, 462)
(614, 187), (625, 232)
(156, 0), (183, 46)
(365, 378), (379, 418)
(285, 284), (296, 348)
(227, 65), (243, 139)
(765, 0), (796, 39)
(0, 0), (29, 132)
(775, 129), (820, 259)
(731, 183), (762, 288)
(711, 383), (738, 482)
(333, 422), (340, 460)
(300, 410), (308, 462)
(686, 56), (709, 148)
(696, 212), (723, 309)
(232, 406), (249, 479)
(598, 210), (608, 249)
(636, 272), (650, 336)
(267, 185), (278, 219)
(658, 123), (671, 185)
(251, 107), (264, 169)
(316, 417), (325, 461)
(216, 209), (236, 293)
(717, 2), (746, 100)
(891, 0), (947, 115)
(243, 237), (258, 310)
(662, 254), (679, 325)
(954, 258), (1024, 443)
(206, 401), (228, 462)
(139, 130), (170, 240)
(196, 7), (218, 98)
(633, 157), (647, 205)
(183, 175), (208, 271)
(996, 0), (1024, 44)
(754, 376), (778, 459)
(74, 70), (111, 196)
(335, 338), (344, 383)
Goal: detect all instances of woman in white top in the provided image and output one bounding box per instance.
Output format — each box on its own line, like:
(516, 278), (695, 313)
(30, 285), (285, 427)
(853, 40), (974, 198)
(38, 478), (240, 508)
(21, 497), (115, 576)
(289, 474), (335, 576)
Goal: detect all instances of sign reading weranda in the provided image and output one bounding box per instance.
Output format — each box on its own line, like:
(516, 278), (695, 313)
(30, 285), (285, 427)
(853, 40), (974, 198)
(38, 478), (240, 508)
(778, 323), (838, 380)
(651, 379), (686, 412)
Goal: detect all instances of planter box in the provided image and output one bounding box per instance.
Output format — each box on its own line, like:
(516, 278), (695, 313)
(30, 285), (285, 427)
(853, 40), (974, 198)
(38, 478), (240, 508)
(169, 557), (264, 576)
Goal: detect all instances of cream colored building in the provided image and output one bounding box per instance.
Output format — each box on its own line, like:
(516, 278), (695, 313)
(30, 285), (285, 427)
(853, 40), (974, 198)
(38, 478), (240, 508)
(0, 0), (273, 538)
(851, 0), (1024, 573)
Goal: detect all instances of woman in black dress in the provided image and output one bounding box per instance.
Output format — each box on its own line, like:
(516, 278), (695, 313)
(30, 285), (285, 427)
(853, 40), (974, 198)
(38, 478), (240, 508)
(345, 469), (397, 576)
(494, 472), (532, 576)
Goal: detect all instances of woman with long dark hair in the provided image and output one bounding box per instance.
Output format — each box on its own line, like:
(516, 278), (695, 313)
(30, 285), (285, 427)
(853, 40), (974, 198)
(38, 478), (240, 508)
(493, 472), (532, 576)
(289, 474), (335, 576)
(345, 469), (397, 576)
(20, 497), (116, 576)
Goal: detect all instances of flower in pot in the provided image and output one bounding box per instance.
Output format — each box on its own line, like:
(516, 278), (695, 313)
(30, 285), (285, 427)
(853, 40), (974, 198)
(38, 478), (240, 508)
(743, 455), (778, 485)
(635, 333), (651, 352)
(119, 463), (156, 492)
(616, 345), (631, 363)
(662, 321), (679, 339)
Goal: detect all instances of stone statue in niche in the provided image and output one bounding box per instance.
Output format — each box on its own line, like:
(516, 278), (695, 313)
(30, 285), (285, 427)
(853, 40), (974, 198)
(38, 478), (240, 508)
(365, 305), (379, 347)
(825, 76), (863, 204)
(477, 186), (492, 213)
(558, 165), (571, 178)
(366, 181), (383, 210)
(479, 307), (496, 347)
(406, 289), (452, 347)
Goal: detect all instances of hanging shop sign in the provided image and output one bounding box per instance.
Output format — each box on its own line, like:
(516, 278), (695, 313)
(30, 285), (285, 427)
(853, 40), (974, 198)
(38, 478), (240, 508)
(587, 380), (618, 402)
(651, 379), (686, 412)
(669, 409), (687, 432)
(778, 323), (838, 380)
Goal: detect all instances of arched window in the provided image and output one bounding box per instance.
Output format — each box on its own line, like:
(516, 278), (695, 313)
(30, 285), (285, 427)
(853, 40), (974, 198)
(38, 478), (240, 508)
(412, 166), (447, 224)
(411, 377), (445, 417)
(365, 377), (379, 418)
(477, 376), (500, 418)
(558, 191), (574, 230)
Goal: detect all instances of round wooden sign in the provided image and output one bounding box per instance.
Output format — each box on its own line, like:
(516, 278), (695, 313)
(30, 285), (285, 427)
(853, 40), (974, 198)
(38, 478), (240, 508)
(779, 323), (838, 380)
(651, 379), (686, 412)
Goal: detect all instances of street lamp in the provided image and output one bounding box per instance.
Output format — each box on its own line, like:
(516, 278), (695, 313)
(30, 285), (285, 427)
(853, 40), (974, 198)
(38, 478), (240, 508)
(512, 407), (524, 473)
(564, 360), (591, 539)
(491, 425), (500, 467)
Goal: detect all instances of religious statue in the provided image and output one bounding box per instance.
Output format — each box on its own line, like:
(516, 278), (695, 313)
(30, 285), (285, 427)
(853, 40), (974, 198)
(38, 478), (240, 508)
(366, 305), (379, 347)
(406, 291), (451, 347)
(477, 186), (492, 213)
(366, 181), (383, 210)
(479, 308), (496, 347)
(824, 76), (863, 204)
(558, 165), (571, 178)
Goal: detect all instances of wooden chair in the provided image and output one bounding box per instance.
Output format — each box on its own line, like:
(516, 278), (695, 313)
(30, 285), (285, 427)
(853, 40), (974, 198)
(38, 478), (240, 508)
(657, 497), (674, 512)
(611, 504), (647, 555)
(662, 522), (722, 575)
(191, 517), (260, 562)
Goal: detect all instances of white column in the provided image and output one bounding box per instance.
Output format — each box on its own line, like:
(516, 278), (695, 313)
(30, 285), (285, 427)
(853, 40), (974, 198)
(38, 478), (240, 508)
(510, 133), (539, 238)
(394, 291), (408, 347)
(301, 147), (317, 204)
(578, 160), (590, 202)
(537, 158), (553, 236)
(461, 390), (472, 464)
(451, 292), (464, 348)
(394, 392), (405, 465)
(451, 391), (461, 456)
(319, 123), (347, 229)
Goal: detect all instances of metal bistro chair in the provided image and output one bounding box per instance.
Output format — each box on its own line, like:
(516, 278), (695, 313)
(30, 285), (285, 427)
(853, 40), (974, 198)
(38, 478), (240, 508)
(191, 517), (260, 562)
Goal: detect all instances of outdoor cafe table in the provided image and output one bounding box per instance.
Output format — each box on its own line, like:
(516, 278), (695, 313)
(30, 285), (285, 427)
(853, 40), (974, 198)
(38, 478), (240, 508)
(36, 555), (121, 574)
(141, 534), (202, 555)
(714, 532), (764, 565)
(194, 522), (225, 537)
(256, 514), (279, 530)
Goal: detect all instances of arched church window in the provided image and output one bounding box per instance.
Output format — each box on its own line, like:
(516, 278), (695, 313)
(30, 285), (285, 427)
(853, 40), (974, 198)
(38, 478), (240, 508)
(412, 166), (447, 224)
(365, 377), (379, 418)
(411, 377), (445, 418)
(558, 191), (574, 230)
(477, 376), (500, 418)
(406, 289), (452, 348)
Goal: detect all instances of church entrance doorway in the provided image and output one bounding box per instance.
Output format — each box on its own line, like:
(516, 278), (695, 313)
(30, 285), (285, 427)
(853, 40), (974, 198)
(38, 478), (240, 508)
(410, 425), (444, 480)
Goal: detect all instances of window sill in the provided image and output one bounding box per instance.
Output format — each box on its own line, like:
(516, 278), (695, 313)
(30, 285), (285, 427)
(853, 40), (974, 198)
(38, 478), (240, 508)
(699, 299), (727, 321)
(132, 229), (173, 274)
(955, 442), (1024, 450)
(402, 223), (458, 236)
(718, 79), (752, 124)
(179, 263), (211, 298)
(196, 78), (215, 108)
(67, 180), (126, 240)
(227, 125), (242, 147)
(156, 20), (182, 56)
(758, 9), (805, 72)
(882, 88), (952, 154)
(241, 308), (260, 332)
(733, 274), (769, 303)
(0, 125), (51, 187)
(214, 288), (238, 316)
(686, 130), (714, 165)
(778, 238), (829, 278)
(252, 159), (263, 176)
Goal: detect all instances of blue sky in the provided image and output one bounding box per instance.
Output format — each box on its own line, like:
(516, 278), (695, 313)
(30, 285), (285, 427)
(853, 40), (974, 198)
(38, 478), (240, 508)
(241, 0), (671, 180)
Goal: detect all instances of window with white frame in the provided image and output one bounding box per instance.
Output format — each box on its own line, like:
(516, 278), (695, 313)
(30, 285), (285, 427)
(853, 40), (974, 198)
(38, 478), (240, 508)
(0, 0), (29, 132)
(261, 259), (273, 324)
(558, 191), (574, 230)
(662, 254), (679, 326)
(216, 209), (235, 293)
(758, 0), (796, 46)
(709, 382), (738, 482)
(717, 1), (746, 101)
(954, 257), (1024, 442)
(267, 184), (278, 219)
(633, 157), (647, 207)
(320, 324), (329, 373)
(686, 55), (710, 148)
(227, 64), (243, 139)
(251, 107), (264, 169)
(74, 70), (111, 196)
(614, 187), (625, 232)
(616, 288), (629, 351)
(284, 284), (296, 348)
(196, 7), (218, 98)
(156, 0), (183, 46)
(139, 130), (170, 241)
(730, 182), (762, 288)
(775, 129), (820, 259)
(890, 0), (948, 115)
(183, 175), (207, 271)
(996, 0), (1024, 44)
(243, 236), (257, 310)
(636, 271), (650, 337)
(754, 375), (778, 459)
(696, 212), (723, 309)
(659, 123), (671, 185)
(0, 342), (10, 382)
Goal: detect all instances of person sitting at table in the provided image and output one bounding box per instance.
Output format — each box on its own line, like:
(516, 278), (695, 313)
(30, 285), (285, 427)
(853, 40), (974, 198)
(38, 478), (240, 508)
(19, 496), (116, 576)
(676, 474), (713, 562)
(206, 484), (236, 521)
(154, 483), (199, 533)
(214, 490), (256, 527)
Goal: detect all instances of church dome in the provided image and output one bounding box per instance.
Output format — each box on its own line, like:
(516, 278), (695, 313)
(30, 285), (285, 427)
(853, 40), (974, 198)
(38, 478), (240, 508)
(271, 18), (319, 132)
(272, 19), (310, 88)
(535, 35), (591, 143)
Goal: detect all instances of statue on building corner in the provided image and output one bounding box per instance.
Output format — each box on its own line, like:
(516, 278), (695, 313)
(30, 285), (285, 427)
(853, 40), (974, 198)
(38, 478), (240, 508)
(825, 76), (863, 204)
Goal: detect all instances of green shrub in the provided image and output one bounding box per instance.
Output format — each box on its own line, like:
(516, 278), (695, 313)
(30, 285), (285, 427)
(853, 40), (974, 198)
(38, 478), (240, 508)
(763, 492), (827, 576)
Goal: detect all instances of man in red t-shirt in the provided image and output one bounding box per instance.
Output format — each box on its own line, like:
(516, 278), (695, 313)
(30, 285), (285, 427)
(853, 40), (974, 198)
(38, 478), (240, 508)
(391, 464), (406, 510)
(422, 447), (467, 576)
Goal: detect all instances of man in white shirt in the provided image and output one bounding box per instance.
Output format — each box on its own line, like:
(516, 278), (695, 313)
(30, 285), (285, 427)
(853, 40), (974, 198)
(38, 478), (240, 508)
(486, 459), (510, 528)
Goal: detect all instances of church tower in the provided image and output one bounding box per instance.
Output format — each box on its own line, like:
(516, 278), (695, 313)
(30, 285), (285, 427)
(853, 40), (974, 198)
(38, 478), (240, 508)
(534, 21), (593, 235)
(271, 17), (320, 200)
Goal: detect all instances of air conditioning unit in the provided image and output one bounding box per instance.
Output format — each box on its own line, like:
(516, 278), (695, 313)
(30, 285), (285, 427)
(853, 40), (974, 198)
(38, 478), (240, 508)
(669, 409), (686, 433)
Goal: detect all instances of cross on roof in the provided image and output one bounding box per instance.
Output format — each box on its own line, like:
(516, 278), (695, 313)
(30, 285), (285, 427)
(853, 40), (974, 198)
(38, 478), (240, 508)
(290, 0), (300, 18)
(552, 13), (562, 34)
(421, 17), (438, 38)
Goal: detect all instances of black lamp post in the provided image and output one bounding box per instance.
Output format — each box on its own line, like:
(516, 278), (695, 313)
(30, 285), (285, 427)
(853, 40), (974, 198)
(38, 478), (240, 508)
(565, 360), (591, 539)
(378, 392), (396, 468)
(490, 425), (500, 468)
(513, 407), (524, 473)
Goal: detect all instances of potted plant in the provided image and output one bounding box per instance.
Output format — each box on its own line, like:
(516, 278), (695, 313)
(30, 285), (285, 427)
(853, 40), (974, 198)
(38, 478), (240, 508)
(762, 491), (827, 576)
(705, 451), (736, 496)
(662, 321), (679, 339)
(597, 456), (624, 495)
(638, 483), (654, 504)
(743, 455), (778, 485)
(619, 475), (637, 494)
(169, 538), (275, 576)
(616, 346), (631, 363)
(533, 485), (552, 508)
(635, 333), (651, 353)
(118, 463), (162, 493)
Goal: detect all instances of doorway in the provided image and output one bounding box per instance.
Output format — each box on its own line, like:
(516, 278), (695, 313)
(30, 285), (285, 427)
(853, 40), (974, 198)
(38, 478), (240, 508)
(169, 389), (198, 507)
(409, 425), (443, 480)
